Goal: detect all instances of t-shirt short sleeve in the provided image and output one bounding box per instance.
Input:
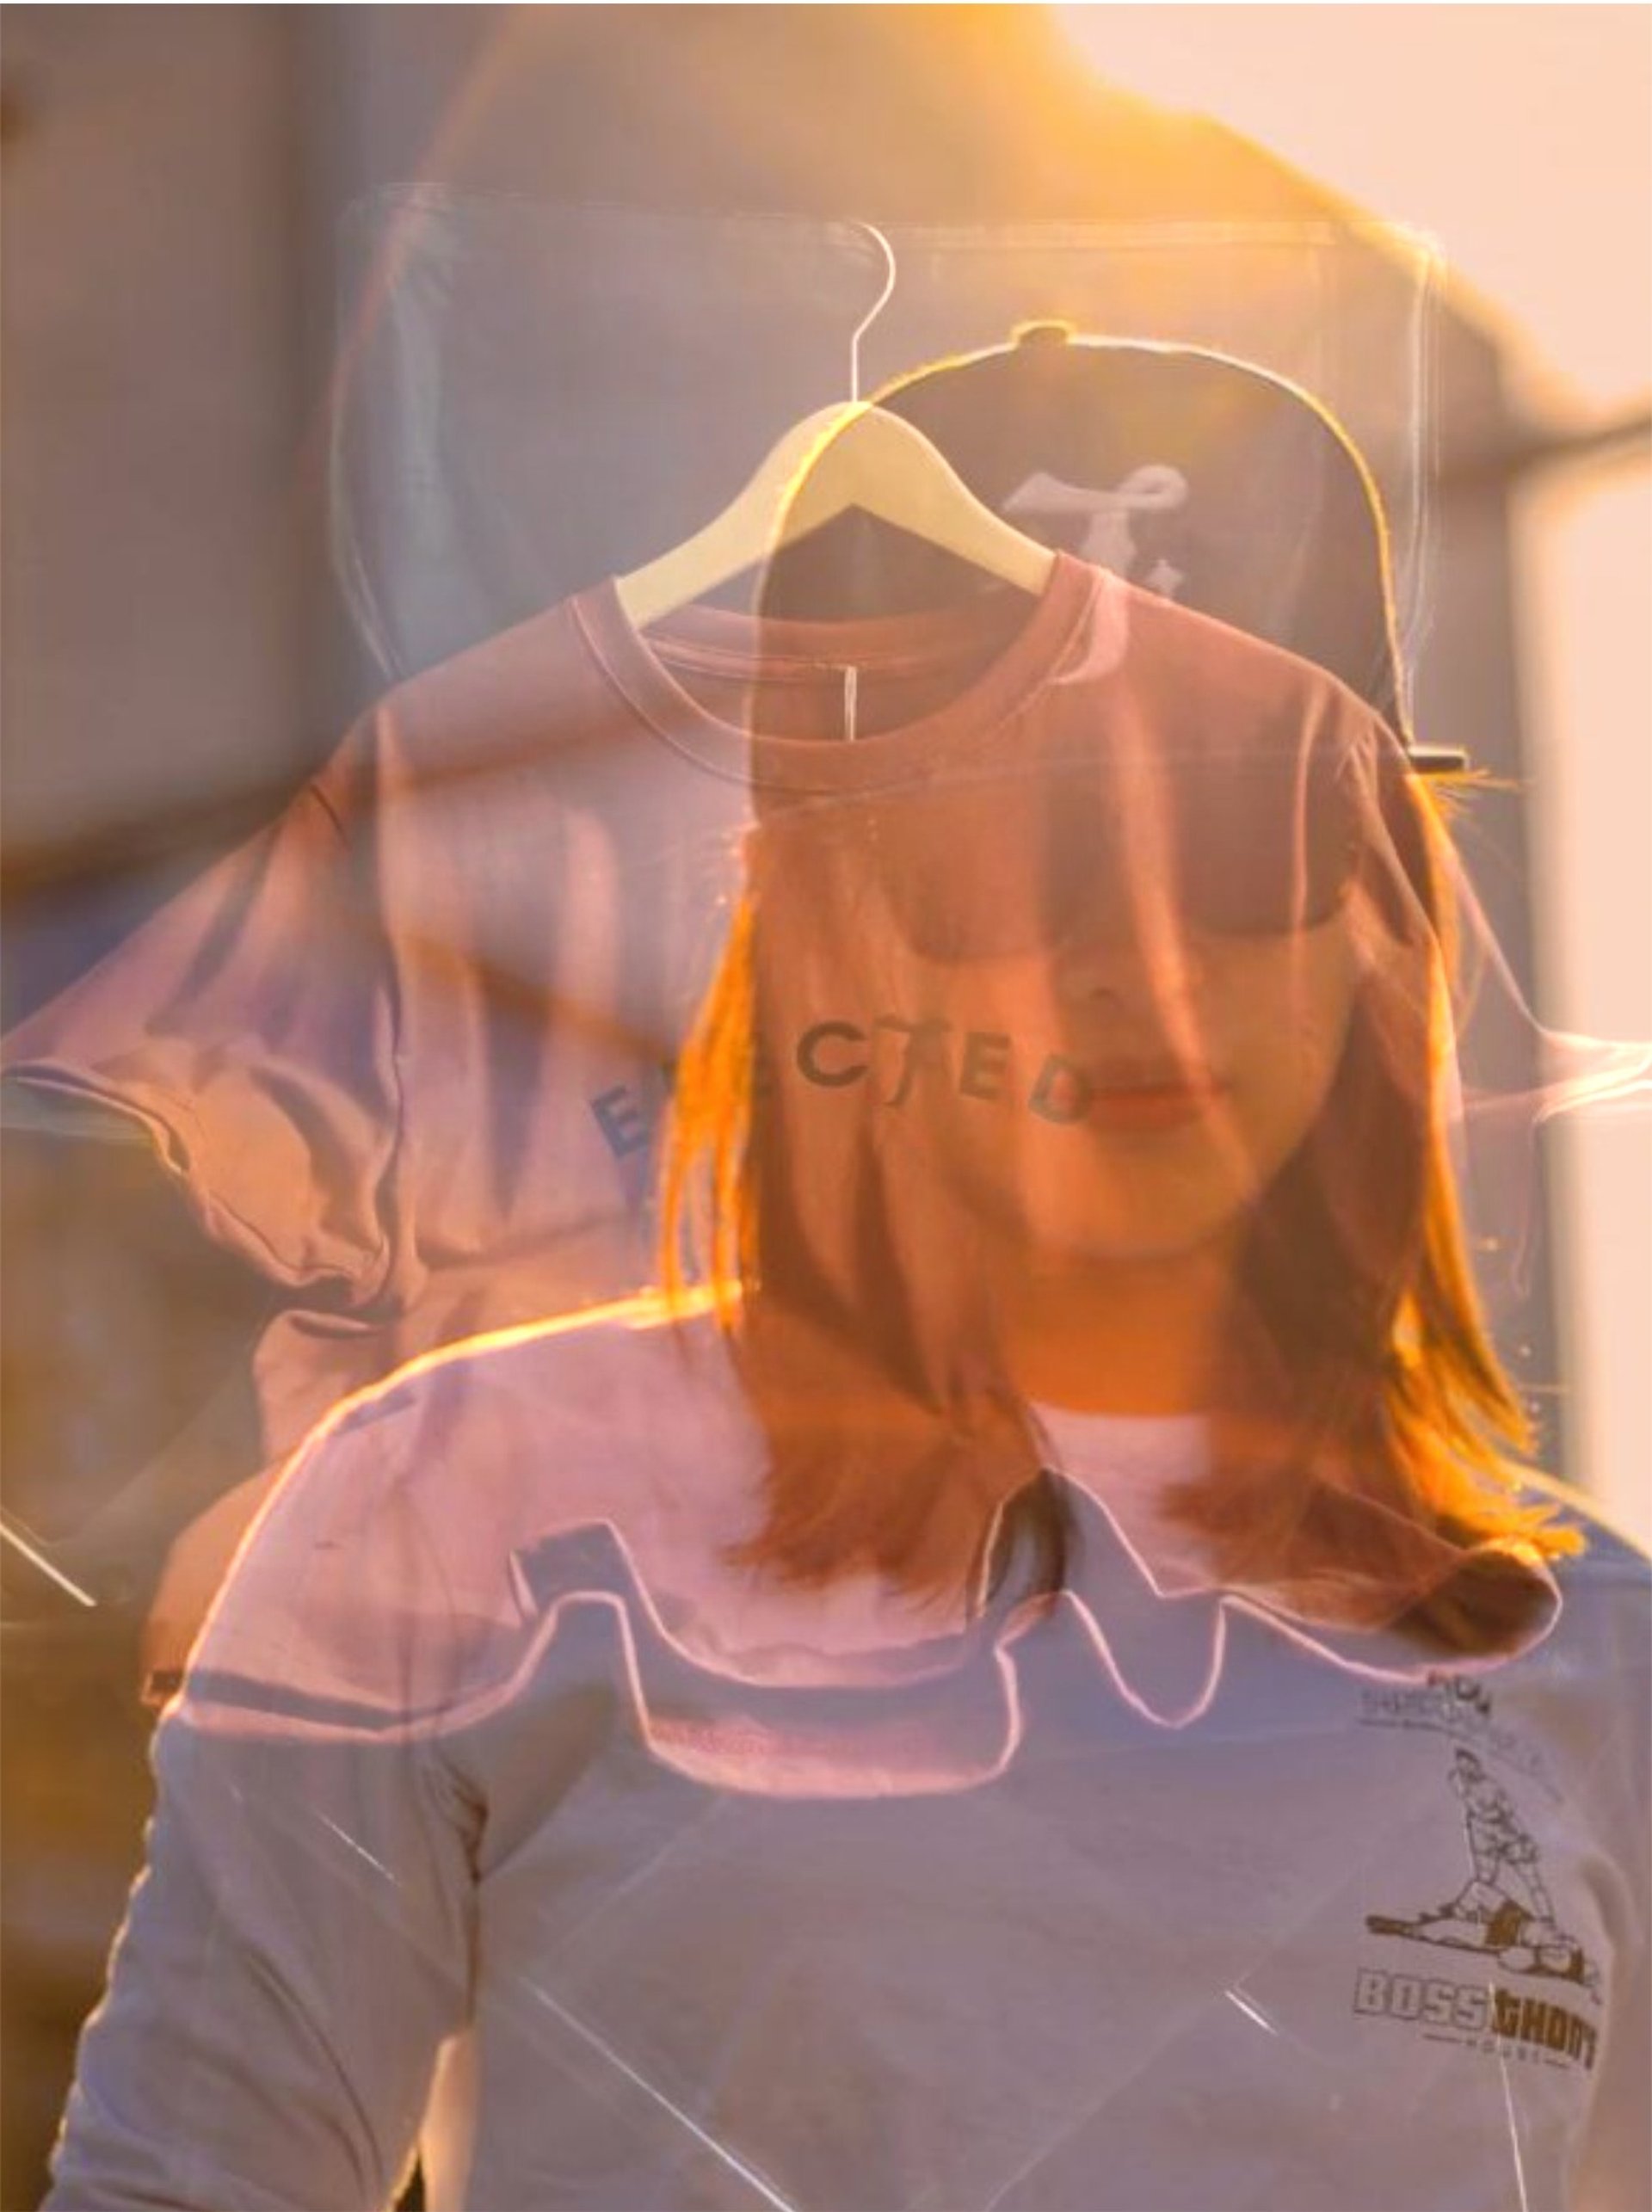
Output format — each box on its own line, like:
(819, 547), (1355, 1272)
(2, 778), (400, 1300)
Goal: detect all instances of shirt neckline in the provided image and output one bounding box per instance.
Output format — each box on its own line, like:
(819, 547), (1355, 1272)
(1031, 1402), (1212, 1489)
(572, 548), (1115, 794)
(1028, 1402), (1217, 1592)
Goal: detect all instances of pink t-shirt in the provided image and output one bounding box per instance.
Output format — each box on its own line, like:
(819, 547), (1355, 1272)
(3, 554), (1400, 1670)
(3, 554), (1108, 1472)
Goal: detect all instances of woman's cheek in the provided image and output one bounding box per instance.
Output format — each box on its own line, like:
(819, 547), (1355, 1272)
(1227, 930), (1359, 1150)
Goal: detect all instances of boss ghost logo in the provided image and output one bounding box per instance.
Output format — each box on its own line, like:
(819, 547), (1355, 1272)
(1365, 1748), (1601, 1999)
(1003, 465), (1191, 600)
(1351, 1969), (1599, 2072)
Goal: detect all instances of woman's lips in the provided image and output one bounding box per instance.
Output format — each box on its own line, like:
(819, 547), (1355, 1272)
(1086, 1079), (1230, 1133)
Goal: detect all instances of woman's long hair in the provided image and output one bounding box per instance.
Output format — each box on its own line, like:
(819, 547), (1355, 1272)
(658, 737), (1581, 1657)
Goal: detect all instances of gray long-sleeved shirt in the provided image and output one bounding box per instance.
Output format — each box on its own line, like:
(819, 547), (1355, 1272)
(46, 1314), (1652, 2210)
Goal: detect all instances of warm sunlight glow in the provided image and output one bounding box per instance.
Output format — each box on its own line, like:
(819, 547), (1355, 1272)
(1055, 4), (1651, 411)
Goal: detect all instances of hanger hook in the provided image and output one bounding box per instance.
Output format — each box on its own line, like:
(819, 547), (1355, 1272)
(845, 220), (897, 403)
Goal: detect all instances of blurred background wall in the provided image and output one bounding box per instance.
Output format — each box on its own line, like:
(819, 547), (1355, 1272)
(2, 8), (1647, 2205)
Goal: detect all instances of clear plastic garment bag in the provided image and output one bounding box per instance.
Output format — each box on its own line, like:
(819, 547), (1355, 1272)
(12, 198), (1650, 2211)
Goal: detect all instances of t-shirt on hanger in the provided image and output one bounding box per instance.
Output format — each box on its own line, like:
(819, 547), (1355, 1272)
(3, 553), (1420, 1671)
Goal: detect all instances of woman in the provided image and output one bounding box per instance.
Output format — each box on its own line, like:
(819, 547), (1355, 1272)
(46, 573), (1649, 2210)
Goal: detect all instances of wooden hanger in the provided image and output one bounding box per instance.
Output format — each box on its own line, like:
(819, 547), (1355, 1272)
(614, 398), (1057, 631)
(620, 219), (1054, 632)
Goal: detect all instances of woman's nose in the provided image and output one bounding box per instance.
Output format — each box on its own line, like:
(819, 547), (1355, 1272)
(1051, 915), (1210, 1013)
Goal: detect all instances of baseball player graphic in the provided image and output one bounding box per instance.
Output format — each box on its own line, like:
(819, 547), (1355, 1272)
(1446, 1749), (1554, 1925)
(1366, 1750), (1599, 1990)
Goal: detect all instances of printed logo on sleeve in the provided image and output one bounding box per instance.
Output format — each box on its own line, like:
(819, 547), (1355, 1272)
(1351, 1969), (1599, 2073)
(1357, 1670), (1556, 1796)
(1365, 1747), (1600, 1995)
(1351, 1681), (1603, 2073)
